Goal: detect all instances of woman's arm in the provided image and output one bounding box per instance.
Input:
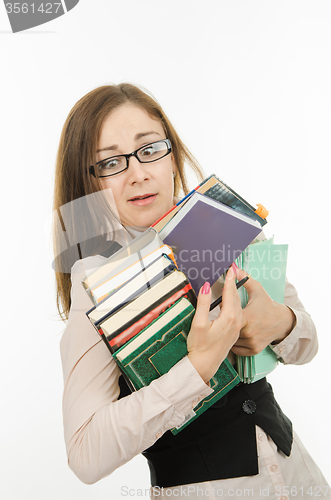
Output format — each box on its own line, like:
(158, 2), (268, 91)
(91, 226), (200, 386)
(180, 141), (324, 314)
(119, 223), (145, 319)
(230, 267), (318, 365)
(270, 277), (318, 364)
(60, 258), (214, 484)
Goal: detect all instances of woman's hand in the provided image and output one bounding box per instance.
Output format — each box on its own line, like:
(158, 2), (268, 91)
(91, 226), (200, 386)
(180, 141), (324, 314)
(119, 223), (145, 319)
(187, 265), (243, 383)
(230, 267), (296, 356)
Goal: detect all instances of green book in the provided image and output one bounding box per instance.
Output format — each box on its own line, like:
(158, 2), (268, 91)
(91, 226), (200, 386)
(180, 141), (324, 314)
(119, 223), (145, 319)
(235, 238), (288, 383)
(113, 297), (240, 434)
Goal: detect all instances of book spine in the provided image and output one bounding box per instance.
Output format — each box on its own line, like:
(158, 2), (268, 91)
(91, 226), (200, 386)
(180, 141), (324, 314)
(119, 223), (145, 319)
(175, 188), (197, 207)
(92, 248), (172, 304)
(151, 204), (177, 227)
(165, 246), (178, 268)
(84, 311), (137, 393)
(114, 356), (140, 391)
(84, 227), (159, 291)
(108, 283), (196, 351)
(91, 260), (177, 325)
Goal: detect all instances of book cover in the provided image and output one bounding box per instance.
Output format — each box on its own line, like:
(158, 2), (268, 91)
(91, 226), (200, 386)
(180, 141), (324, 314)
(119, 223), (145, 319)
(173, 359), (239, 434)
(114, 298), (195, 371)
(160, 192), (262, 294)
(114, 298), (240, 433)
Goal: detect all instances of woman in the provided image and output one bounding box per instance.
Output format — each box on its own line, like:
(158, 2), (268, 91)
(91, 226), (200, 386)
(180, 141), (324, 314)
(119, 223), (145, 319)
(54, 83), (330, 497)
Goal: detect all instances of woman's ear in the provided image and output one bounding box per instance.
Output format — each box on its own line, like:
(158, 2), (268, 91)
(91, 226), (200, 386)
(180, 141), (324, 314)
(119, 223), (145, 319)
(171, 153), (178, 176)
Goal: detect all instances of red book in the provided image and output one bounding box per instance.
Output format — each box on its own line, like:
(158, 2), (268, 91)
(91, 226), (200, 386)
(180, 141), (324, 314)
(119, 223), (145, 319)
(108, 283), (196, 351)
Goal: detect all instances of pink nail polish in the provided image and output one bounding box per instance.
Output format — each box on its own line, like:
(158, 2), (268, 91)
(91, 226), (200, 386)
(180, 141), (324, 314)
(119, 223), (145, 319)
(227, 266), (234, 278)
(232, 262), (238, 270)
(201, 282), (210, 294)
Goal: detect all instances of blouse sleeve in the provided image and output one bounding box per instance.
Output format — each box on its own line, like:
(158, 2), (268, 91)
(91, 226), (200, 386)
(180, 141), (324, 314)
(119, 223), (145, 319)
(60, 258), (213, 485)
(269, 278), (318, 365)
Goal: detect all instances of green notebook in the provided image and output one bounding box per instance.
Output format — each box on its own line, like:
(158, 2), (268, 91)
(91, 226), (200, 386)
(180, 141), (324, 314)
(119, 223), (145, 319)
(113, 297), (240, 434)
(235, 238), (288, 383)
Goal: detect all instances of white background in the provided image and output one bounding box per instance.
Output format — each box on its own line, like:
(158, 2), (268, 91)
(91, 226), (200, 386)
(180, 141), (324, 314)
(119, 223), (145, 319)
(1, 1), (330, 498)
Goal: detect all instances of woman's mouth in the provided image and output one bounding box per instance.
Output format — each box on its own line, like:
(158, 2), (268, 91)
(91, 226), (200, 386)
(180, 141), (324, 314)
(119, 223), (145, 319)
(128, 194), (157, 206)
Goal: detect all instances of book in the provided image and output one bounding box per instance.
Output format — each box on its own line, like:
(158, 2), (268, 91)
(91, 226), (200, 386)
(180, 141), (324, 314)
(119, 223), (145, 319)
(96, 268), (197, 344)
(82, 176), (271, 429)
(113, 297), (240, 434)
(86, 254), (176, 324)
(82, 227), (167, 302)
(159, 191), (263, 294)
(235, 239), (288, 383)
(114, 297), (195, 368)
(152, 173), (268, 233)
(106, 280), (197, 352)
(198, 174), (269, 227)
(90, 243), (176, 304)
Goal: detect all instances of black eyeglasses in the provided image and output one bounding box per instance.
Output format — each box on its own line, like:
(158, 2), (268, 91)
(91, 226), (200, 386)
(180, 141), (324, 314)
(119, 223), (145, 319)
(89, 139), (172, 178)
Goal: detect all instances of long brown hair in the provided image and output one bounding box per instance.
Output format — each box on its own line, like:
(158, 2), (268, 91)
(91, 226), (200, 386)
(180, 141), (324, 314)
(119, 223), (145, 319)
(53, 83), (205, 321)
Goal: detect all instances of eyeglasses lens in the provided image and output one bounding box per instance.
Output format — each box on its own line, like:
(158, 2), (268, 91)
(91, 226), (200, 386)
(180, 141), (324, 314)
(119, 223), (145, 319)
(97, 157), (126, 177)
(137, 142), (168, 163)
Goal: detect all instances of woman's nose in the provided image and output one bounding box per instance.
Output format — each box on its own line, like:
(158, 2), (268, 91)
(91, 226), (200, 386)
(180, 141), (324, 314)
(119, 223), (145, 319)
(127, 155), (149, 181)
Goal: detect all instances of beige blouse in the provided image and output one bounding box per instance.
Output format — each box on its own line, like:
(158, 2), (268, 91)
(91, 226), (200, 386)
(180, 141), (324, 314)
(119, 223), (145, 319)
(59, 248), (325, 491)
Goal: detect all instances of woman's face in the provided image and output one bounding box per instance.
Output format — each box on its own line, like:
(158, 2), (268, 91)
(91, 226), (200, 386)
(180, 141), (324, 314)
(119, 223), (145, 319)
(95, 104), (177, 228)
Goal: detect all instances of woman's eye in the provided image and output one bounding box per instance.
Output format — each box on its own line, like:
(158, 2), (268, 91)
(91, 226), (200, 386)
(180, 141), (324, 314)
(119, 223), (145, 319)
(99, 158), (120, 170)
(141, 146), (155, 157)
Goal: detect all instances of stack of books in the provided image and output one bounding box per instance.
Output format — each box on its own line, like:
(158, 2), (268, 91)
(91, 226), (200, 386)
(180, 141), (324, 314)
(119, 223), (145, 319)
(82, 225), (241, 434)
(82, 175), (275, 432)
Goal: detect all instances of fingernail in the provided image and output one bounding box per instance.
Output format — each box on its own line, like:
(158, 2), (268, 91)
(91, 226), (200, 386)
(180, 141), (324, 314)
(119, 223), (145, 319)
(201, 282), (210, 294)
(227, 266), (234, 278)
(232, 262), (238, 270)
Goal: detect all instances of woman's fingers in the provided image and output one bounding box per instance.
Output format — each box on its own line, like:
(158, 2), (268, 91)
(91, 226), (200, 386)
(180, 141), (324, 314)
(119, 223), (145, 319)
(222, 265), (237, 300)
(213, 264), (244, 335)
(218, 265), (241, 313)
(190, 281), (212, 331)
(187, 266), (244, 382)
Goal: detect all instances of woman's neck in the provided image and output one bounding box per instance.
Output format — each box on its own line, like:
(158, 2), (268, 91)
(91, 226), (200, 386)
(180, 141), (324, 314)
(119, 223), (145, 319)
(119, 196), (180, 244)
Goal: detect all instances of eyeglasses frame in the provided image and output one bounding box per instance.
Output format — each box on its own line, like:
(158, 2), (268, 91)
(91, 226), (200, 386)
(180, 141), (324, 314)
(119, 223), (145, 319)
(89, 139), (172, 178)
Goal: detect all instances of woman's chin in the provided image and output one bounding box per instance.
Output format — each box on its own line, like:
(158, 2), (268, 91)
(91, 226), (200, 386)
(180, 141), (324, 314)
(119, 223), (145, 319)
(122, 214), (155, 229)
(122, 197), (175, 229)
(123, 208), (163, 228)
(130, 217), (156, 228)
